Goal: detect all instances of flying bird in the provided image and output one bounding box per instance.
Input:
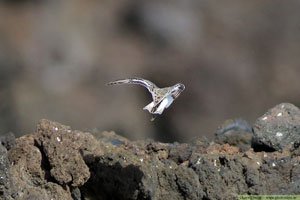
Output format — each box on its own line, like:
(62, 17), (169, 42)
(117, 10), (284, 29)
(106, 77), (185, 120)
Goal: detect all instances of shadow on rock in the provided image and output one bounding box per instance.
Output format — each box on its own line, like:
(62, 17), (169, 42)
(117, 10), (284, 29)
(82, 162), (146, 200)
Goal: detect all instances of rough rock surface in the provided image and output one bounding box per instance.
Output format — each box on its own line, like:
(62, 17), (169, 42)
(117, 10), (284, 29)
(0, 133), (15, 200)
(215, 119), (253, 152)
(2, 120), (103, 200)
(253, 103), (300, 152)
(35, 120), (91, 187)
(1, 103), (300, 199)
(0, 132), (15, 151)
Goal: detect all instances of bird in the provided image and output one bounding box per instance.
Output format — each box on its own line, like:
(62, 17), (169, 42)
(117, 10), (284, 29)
(106, 77), (185, 121)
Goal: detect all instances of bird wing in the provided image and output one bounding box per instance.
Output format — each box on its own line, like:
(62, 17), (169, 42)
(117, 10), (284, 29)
(106, 77), (158, 93)
(150, 87), (172, 113)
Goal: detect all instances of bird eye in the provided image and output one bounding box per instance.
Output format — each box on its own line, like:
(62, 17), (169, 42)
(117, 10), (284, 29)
(178, 84), (185, 90)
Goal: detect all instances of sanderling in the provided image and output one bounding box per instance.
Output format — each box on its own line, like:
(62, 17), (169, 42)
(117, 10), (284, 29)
(106, 77), (185, 120)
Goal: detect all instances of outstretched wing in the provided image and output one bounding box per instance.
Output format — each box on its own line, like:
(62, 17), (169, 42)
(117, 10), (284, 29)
(106, 77), (158, 93)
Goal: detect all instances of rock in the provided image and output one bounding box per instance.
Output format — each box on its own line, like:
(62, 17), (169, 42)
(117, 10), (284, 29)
(82, 132), (298, 199)
(1, 115), (300, 199)
(0, 142), (14, 199)
(0, 132), (15, 151)
(291, 140), (300, 157)
(215, 119), (253, 151)
(2, 119), (104, 200)
(99, 131), (129, 147)
(206, 143), (240, 155)
(71, 187), (82, 200)
(0, 132), (16, 199)
(216, 119), (253, 135)
(8, 132), (73, 200)
(253, 103), (300, 152)
(34, 119), (91, 186)
(168, 143), (194, 164)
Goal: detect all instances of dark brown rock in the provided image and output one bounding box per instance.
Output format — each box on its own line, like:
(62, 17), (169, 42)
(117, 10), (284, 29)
(34, 119), (91, 186)
(8, 134), (73, 200)
(168, 143), (194, 164)
(1, 115), (300, 199)
(2, 119), (104, 200)
(0, 143), (14, 199)
(0, 132), (15, 151)
(215, 119), (253, 152)
(253, 103), (300, 152)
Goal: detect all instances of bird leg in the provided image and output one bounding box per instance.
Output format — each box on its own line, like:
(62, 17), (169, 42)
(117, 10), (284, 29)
(150, 115), (158, 121)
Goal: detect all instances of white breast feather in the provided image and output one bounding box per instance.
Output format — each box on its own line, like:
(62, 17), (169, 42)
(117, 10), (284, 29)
(155, 95), (174, 114)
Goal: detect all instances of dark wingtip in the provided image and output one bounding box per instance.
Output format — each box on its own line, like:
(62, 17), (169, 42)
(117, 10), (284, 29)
(106, 82), (115, 86)
(179, 83), (185, 90)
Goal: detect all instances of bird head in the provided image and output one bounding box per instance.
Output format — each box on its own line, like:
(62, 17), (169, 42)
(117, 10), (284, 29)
(171, 83), (185, 99)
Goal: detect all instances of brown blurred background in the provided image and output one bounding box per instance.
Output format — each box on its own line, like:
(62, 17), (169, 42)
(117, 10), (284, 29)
(1, 0), (300, 142)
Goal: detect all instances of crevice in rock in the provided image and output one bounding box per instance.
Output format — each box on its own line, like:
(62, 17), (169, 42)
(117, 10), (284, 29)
(242, 167), (252, 187)
(33, 140), (59, 185)
(174, 174), (186, 198)
(219, 156), (227, 166)
(81, 158), (146, 200)
(251, 143), (276, 152)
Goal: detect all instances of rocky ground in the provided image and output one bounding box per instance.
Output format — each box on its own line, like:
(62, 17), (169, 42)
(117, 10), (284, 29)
(0, 103), (299, 200)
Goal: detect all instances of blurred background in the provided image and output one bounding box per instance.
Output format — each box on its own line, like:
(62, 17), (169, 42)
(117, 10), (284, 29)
(1, 0), (300, 142)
